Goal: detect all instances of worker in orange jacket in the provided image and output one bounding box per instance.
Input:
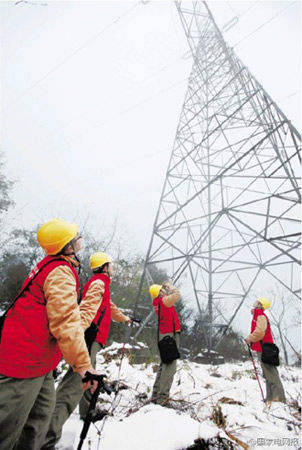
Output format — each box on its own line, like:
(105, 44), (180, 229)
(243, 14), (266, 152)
(0, 218), (99, 450)
(245, 297), (286, 404)
(42, 252), (131, 450)
(150, 281), (181, 405)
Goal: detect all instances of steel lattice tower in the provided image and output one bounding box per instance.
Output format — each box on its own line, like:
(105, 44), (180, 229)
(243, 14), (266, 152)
(133, 1), (301, 349)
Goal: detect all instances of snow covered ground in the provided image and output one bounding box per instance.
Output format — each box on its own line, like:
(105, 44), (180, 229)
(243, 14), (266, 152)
(56, 343), (301, 450)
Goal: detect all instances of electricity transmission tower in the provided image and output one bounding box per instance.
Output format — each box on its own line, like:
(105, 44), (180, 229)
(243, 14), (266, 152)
(133, 1), (301, 350)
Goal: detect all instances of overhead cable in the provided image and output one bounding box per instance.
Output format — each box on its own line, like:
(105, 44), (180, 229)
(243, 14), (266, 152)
(234, 1), (297, 48)
(5, 1), (141, 112)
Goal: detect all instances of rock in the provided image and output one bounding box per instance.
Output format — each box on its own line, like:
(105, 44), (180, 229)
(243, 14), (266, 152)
(193, 350), (225, 365)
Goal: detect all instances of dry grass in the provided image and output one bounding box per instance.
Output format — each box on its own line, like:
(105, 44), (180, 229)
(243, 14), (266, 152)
(210, 404), (226, 428)
(231, 370), (242, 380)
(219, 397), (244, 406)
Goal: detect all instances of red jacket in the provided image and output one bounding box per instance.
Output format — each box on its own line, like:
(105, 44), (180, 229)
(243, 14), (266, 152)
(250, 308), (273, 352)
(0, 256), (79, 378)
(82, 273), (111, 346)
(153, 296), (181, 334)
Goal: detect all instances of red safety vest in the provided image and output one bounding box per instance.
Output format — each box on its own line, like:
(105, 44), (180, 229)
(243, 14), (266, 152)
(250, 308), (273, 352)
(82, 273), (111, 346)
(0, 256), (79, 378)
(153, 296), (181, 334)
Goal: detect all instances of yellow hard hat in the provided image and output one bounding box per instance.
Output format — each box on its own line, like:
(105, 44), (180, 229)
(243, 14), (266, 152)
(258, 297), (271, 310)
(90, 252), (112, 270)
(149, 284), (162, 299)
(37, 218), (78, 255)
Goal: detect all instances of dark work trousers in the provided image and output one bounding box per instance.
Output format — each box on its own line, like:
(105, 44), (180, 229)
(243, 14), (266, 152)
(151, 332), (180, 405)
(0, 371), (55, 450)
(41, 341), (102, 450)
(258, 354), (286, 403)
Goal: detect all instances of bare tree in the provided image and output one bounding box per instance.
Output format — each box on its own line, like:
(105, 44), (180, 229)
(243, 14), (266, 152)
(270, 295), (289, 365)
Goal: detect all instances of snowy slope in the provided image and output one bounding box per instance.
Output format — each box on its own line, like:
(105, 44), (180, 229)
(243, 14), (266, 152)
(56, 343), (301, 450)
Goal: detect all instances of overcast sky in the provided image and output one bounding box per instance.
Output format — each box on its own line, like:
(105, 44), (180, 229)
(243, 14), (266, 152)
(1, 0), (300, 250)
(1, 0), (301, 353)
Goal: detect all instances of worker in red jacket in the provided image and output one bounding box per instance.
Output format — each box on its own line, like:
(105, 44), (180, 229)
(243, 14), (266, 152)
(245, 297), (286, 404)
(0, 218), (98, 450)
(149, 281), (181, 406)
(42, 252), (131, 450)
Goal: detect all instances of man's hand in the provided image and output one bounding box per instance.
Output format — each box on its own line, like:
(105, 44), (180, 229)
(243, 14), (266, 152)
(79, 368), (100, 393)
(162, 280), (172, 289)
(245, 336), (251, 345)
(162, 280), (175, 296)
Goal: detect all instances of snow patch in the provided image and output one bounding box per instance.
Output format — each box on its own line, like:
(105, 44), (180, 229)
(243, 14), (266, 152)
(55, 344), (301, 450)
(100, 405), (205, 450)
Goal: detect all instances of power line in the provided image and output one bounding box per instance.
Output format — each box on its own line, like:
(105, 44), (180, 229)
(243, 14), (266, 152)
(4, 1), (189, 150)
(237, 1), (260, 20)
(112, 77), (188, 118)
(4, 1), (142, 112)
(226, 0), (238, 15)
(39, 76), (189, 155)
(15, 1), (48, 5)
(24, 51), (187, 147)
(233, 1), (297, 48)
(223, 0), (260, 31)
(226, 0), (259, 20)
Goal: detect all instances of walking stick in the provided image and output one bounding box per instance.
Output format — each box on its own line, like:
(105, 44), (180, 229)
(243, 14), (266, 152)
(246, 342), (265, 403)
(77, 372), (113, 450)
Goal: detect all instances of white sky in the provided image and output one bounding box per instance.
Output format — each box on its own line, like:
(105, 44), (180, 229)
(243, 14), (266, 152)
(1, 0), (301, 352)
(1, 0), (300, 252)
